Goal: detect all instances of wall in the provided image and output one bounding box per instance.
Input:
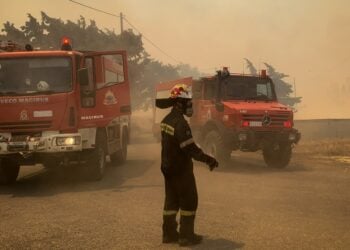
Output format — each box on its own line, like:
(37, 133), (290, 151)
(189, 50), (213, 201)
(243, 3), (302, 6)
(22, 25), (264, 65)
(294, 119), (350, 140)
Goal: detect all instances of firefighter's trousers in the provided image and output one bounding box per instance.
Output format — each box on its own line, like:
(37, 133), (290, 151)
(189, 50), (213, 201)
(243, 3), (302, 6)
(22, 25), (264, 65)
(162, 172), (198, 238)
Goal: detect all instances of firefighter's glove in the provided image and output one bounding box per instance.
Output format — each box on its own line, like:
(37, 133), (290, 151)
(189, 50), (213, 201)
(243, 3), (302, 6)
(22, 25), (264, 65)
(206, 156), (219, 171)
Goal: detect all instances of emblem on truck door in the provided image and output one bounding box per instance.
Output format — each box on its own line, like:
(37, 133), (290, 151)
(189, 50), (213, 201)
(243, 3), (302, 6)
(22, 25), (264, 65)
(262, 114), (271, 126)
(20, 110), (29, 121)
(103, 90), (118, 105)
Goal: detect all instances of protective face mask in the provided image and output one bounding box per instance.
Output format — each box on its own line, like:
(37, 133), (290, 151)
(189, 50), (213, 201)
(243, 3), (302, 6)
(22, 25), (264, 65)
(184, 101), (193, 117)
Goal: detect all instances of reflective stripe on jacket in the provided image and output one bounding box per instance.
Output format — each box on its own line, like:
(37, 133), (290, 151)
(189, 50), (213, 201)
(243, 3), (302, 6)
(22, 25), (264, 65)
(160, 108), (209, 177)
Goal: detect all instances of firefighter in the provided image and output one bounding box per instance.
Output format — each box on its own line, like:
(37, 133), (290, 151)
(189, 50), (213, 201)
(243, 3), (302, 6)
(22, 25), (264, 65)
(156, 84), (219, 246)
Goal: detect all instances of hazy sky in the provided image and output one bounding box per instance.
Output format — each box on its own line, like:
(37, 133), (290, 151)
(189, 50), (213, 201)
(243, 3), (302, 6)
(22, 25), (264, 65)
(1, 0), (350, 119)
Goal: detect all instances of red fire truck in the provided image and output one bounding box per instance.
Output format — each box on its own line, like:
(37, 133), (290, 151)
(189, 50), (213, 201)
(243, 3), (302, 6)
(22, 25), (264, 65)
(154, 68), (300, 168)
(0, 39), (131, 184)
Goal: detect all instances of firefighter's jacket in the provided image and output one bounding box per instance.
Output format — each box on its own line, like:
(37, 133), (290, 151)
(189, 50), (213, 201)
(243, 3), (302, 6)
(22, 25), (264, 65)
(160, 108), (210, 177)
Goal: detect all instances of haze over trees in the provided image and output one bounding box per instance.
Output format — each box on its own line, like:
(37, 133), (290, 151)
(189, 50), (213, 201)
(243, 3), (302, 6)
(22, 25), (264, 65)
(0, 13), (300, 109)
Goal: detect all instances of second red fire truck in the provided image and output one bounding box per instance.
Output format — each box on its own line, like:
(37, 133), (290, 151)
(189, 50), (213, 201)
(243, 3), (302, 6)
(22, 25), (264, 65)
(154, 68), (300, 168)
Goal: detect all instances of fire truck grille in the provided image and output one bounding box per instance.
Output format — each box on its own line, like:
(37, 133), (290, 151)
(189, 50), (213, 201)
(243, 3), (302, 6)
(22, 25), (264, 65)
(0, 121), (52, 130)
(242, 113), (290, 126)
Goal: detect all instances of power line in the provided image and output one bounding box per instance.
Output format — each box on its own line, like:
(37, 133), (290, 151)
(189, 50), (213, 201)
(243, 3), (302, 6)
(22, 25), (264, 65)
(68, 0), (181, 64)
(123, 17), (180, 64)
(68, 0), (120, 18)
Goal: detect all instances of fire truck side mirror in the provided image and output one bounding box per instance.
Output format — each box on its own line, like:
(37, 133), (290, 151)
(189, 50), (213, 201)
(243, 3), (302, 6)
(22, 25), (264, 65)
(78, 68), (89, 86)
(215, 102), (224, 112)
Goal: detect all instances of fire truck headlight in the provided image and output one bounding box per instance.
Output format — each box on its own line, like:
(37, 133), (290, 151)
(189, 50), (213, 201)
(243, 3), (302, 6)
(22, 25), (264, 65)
(222, 115), (229, 122)
(56, 136), (81, 146)
(0, 135), (8, 142)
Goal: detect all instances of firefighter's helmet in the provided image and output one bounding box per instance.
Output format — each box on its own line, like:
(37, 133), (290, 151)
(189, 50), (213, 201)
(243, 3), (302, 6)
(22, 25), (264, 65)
(37, 81), (50, 91)
(170, 84), (192, 99)
(156, 83), (192, 109)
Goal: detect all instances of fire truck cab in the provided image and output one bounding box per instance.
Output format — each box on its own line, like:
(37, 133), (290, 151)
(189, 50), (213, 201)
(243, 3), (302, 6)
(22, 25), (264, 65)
(0, 40), (131, 184)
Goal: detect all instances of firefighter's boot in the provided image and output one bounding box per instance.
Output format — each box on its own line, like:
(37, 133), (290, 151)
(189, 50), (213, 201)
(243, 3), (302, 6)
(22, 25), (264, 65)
(162, 214), (179, 243)
(179, 215), (203, 246)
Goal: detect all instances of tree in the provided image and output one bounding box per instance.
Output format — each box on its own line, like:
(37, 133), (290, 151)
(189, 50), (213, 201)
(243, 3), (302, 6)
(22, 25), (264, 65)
(263, 63), (301, 107)
(21, 14), (44, 47)
(244, 59), (301, 107)
(1, 22), (27, 44)
(244, 58), (257, 75)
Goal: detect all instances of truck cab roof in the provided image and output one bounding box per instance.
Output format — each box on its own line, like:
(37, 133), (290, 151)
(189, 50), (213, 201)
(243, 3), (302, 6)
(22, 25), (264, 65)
(0, 50), (84, 58)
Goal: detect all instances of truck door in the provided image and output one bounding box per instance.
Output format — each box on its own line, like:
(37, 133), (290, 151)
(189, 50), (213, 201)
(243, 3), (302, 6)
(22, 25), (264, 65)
(79, 51), (131, 150)
(197, 79), (216, 124)
(190, 80), (203, 126)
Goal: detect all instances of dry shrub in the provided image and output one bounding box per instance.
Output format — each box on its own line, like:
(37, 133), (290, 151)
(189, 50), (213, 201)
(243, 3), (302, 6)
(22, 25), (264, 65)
(298, 139), (350, 156)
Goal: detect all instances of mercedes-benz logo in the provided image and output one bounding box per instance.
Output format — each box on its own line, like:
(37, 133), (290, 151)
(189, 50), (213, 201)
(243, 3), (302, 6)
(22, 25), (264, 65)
(262, 114), (271, 126)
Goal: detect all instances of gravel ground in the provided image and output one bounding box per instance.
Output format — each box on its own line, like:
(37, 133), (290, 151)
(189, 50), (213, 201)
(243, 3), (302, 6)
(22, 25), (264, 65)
(0, 133), (349, 249)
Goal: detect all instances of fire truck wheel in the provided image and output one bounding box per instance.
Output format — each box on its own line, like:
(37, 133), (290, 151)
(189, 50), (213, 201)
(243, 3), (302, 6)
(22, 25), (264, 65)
(87, 133), (107, 180)
(263, 143), (292, 168)
(0, 158), (20, 185)
(204, 130), (231, 164)
(110, 129), (128, 166)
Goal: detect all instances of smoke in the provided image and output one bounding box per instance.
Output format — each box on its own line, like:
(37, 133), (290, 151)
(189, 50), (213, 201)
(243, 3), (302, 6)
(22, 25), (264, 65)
(2, 0), (350, 118)
(295, 81), (350, 119)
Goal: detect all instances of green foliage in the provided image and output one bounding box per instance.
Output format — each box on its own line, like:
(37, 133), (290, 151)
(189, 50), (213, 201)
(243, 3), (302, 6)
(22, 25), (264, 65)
(21, 14), (44, 46)
(244, 58), (257, 75)
(1, 22), (26, 44)
(263, 62), (302, 107)
(0, 12), (189, 110)
(244, 59), (301, 107)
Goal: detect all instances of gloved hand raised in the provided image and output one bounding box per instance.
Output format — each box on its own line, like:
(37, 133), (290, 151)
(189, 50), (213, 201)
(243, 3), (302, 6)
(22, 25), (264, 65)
(205, 155), (219, 171)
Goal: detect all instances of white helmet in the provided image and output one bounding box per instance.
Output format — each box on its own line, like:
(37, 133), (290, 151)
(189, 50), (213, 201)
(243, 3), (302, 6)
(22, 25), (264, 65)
(37, 81), (50, 91)
(170, 84), (192, 99)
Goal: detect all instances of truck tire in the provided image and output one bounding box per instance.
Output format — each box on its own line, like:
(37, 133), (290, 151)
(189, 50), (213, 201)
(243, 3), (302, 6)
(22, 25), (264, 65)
(0, 158), (20, 185)
(263, 143), (292, 168)
(87, 132), (107, 181)
(110, 129), (127, 166)
(204, 130), (231, 164)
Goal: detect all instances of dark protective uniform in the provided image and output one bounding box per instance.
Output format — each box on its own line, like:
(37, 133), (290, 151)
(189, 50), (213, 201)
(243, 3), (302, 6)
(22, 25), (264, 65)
(161, 108), (213, 241)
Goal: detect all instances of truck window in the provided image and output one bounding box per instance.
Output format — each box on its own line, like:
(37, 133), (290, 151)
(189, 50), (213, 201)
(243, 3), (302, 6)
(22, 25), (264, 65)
(257, 82), (273, 98)
(223, 78), (276, 101)
(98, 54), (124, 89)
(0, 57), (72, 95)
(85, 58), (95, 87)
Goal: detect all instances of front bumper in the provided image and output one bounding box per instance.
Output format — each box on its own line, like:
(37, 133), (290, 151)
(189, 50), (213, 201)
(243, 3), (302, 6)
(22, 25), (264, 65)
(225, 128), (301, 151)
(0, 133), (82, 155)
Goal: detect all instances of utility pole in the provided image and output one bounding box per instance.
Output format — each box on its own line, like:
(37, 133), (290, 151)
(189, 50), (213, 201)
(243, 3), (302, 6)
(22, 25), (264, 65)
(293, 77), (297, 97)
(120, 12), (124, 33)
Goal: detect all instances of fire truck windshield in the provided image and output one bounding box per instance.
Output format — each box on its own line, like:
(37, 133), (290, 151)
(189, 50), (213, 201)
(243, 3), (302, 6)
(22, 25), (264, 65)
(222, 77), (276, 101)
(0, 57), (72, 95)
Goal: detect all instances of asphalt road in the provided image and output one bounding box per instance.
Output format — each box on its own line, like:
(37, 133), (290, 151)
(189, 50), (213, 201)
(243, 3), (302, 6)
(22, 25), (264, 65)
(0, 133), (349, 250)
